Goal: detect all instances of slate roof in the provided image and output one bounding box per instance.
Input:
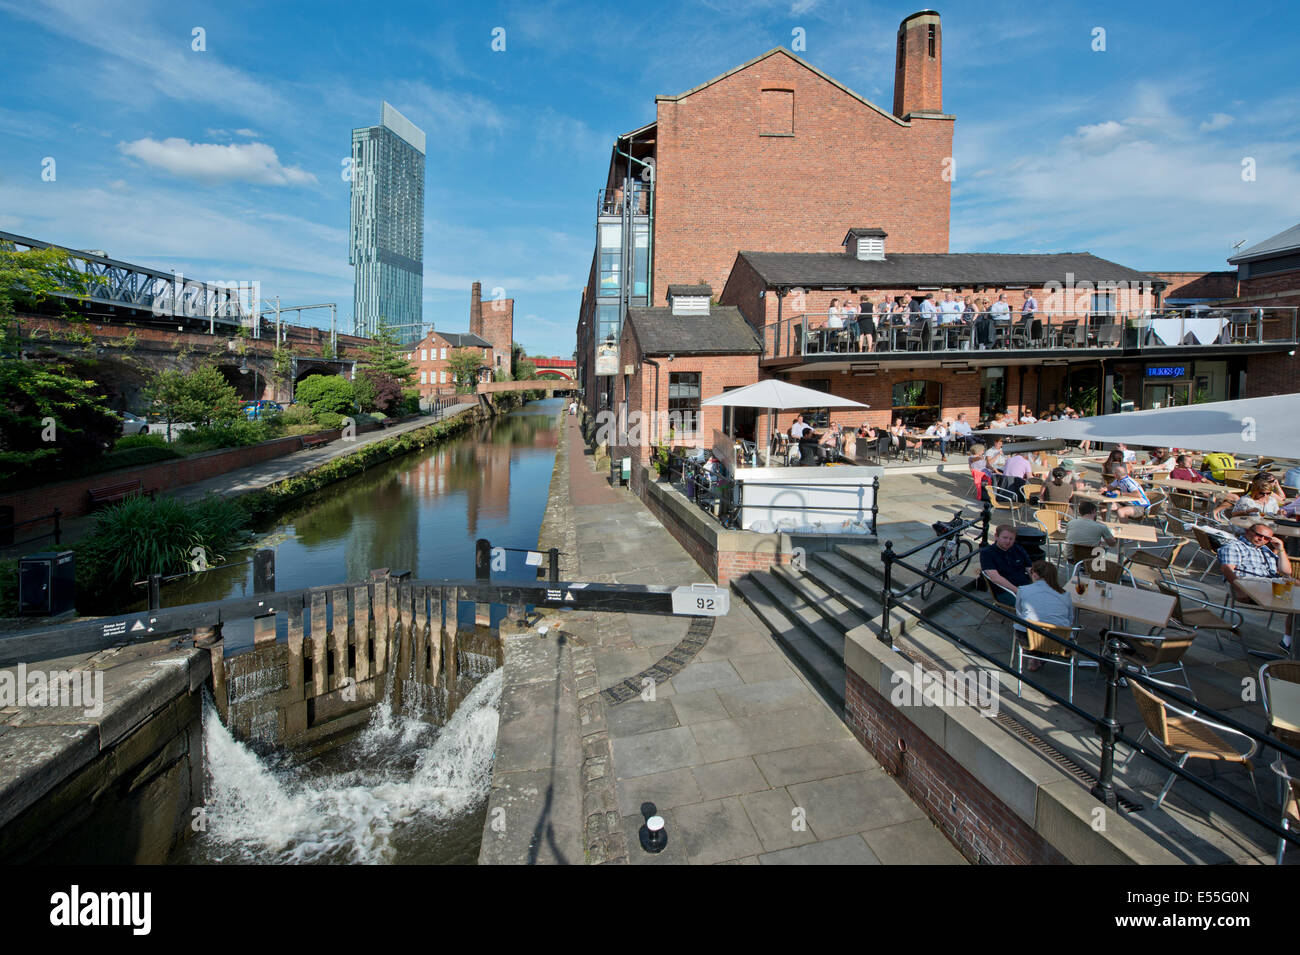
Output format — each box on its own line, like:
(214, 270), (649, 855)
(666, 284), (713, 297)
(1228, 223), (1300, 264)
(736, 251), (1158, 288)
(437, 331), (492, 348)
(625, 306), (761, 356)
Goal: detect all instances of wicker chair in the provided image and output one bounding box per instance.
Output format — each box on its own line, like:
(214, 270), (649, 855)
(1269, 763), (1300, 864)
(1034, 508), (1070, 566)
(1260, 660), (1300, 856)
(1123, 537), (1187, 585)
(1108, 625), (1197, 695)
(987, 484), (1022, 526)
(1128, 678), (1261, 810)
(1013, 622), (1083, 702)
(1157, 579), (1245, 654)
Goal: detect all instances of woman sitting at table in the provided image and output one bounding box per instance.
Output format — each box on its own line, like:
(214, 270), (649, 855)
(1014, 561), (1075, 671)
(1041, 467), (1075, 504)
(1227, 474), (1285, 518)
(1101, 449), (1125, 482)
(890, 418), (922, 455)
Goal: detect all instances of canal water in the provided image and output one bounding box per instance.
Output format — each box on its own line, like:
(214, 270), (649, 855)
(170, 398), (563, 864)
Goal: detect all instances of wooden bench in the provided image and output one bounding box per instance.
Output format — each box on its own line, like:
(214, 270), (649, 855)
(300, 435), (329, 450)
(381, 417), (399, 428)
(88, 479), (153, 508)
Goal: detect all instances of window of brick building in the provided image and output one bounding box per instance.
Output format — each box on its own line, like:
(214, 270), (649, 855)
(760, 89), (794, 137)
(668, 372), (701, 436)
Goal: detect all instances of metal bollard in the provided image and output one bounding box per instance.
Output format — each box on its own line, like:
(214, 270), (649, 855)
(879, 540), (894, 647)
(147, 573), (162, 611)
(548, 547), (560, 583)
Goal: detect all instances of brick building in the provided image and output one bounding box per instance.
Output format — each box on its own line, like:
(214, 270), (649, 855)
(407, 329), (494, 398)
(613, 285), (761, 462)
(470, 280), (513, 377)
(577, 11), (955, 413)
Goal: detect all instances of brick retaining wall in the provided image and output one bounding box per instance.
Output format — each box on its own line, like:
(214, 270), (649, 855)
(845, 667), (1067, 865)
(0, 423), (385, 522)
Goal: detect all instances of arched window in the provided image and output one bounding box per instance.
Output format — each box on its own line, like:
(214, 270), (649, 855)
(892, 379), (942, 428)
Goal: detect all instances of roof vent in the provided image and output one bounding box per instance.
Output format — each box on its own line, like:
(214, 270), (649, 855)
(843, 228), (887, 261)
(667, 284), (711, 316)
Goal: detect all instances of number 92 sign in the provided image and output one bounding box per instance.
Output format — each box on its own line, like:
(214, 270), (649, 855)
(670, 584), (730, 617)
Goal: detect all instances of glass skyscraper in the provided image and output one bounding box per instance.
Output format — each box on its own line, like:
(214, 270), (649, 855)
(350, 101), (426, 340)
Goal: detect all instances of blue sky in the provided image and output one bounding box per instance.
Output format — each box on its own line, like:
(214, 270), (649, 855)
(1, 0), (1298, 358)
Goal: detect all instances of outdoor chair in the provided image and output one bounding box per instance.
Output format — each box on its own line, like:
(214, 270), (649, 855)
(1269, 762), (1300, 864)
(1013, 622), (1083, 703)
(1108, 625), (1197, 696)
(1033, 508), (1070, 566)
(1122, 537), (1187, 586)
(980, 572), (1017, 635)
(986, 484), (1022, 525)
(904, 325), (926, 351)
(1094, 325), (1122, 347)
(1128, 678), (1262, 811)
(1157, 580), (1245, 654)
(1189, 525), (1231, 580)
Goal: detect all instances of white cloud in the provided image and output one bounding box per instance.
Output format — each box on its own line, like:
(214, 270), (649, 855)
(118, 138), (317, 186)
(1200, 112), (1234, 132)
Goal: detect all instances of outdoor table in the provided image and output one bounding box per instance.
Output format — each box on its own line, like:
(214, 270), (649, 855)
(1147, 316), (1228, 345)
(1071, 579), (1175, 631)
(1230, 516), (1300, 539)
(1102, 522), (1157, 543)
(1232, 578), (1300, 659)
(1150, 477), (1236, 499)
(1073, 487), (1147, 507)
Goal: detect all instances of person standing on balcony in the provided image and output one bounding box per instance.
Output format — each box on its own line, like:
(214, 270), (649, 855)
(974, 297), (995, 348)
(843, 297), (860, 352)
(990, 293), (1012, 347)
(1021, 291), (1040, 341)
(857, 296), (875, 352)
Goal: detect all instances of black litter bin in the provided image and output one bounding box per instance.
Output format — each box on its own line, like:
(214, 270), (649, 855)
(1015, 528), (1047, 561)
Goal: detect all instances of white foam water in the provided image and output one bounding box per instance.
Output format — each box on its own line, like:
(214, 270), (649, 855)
(197, 669), (502, 864)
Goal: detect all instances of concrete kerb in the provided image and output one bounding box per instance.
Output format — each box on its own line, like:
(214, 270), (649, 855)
(843, 623), (1181, 865)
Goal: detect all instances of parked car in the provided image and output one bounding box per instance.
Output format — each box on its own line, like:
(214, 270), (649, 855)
(242, 400), (284, 420)
(118, 411), (149, 435)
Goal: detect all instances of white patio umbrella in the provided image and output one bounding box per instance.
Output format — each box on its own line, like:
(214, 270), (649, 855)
(701, 379), (869, 465)
(974, 394), (1300, 460)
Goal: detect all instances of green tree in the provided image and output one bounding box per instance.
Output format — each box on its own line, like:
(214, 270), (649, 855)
(143, 370), (190, 442)
(0, 247), (118, 483)
(362, 320), (416, 385)
(447, 348), (484, 394)
(295, 374), (355, 414)
(179, 364), (244, 427)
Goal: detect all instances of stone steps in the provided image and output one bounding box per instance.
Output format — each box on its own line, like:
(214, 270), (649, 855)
(732, 574), (847, 709)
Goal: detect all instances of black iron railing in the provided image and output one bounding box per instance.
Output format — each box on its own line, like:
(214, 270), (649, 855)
(877, 507), (1300, 850)
(0, 508), (62, 550)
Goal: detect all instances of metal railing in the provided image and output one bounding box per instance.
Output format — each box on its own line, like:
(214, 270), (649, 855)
(597, 185), (651, 217)
(876, 506), (1300, 850)
(664, 455), (880, 534)
(761, 307), (1300, 360)
(0, 508), (62, 550)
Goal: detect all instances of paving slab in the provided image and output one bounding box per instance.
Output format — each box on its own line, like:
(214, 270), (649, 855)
(759, 834), (882, 865)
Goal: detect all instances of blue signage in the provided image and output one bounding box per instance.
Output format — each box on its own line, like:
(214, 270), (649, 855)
(1146, 366), (1187, 378)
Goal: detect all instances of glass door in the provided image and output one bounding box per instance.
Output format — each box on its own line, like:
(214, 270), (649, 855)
(1143, 381), (1192, 409)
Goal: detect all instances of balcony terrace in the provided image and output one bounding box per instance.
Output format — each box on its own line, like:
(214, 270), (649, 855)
(759, 307), (1300, 369)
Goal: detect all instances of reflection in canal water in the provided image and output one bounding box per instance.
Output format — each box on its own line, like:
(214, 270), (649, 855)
(166, 400), (561, 608)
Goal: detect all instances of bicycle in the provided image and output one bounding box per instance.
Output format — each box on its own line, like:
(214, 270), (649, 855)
(920, 509), (978, 600)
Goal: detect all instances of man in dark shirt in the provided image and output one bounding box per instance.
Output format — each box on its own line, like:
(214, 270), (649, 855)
(979, 524), (1032, 606)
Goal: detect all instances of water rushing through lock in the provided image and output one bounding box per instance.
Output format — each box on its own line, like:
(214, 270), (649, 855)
(168, 400), (562, 864)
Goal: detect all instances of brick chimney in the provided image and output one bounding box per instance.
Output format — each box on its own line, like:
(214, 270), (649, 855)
(893, 10), (943, 118)
(470, 281), (483, 336)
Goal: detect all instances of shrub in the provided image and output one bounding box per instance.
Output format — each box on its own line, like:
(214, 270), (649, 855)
(179, 419), (271, 449)
(280, 404), (317, 427)
(75, 493), (249, 610)
(313, 411), (345, 430)
(114, 432), (168, 450)
(295, 375), (355, 415)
